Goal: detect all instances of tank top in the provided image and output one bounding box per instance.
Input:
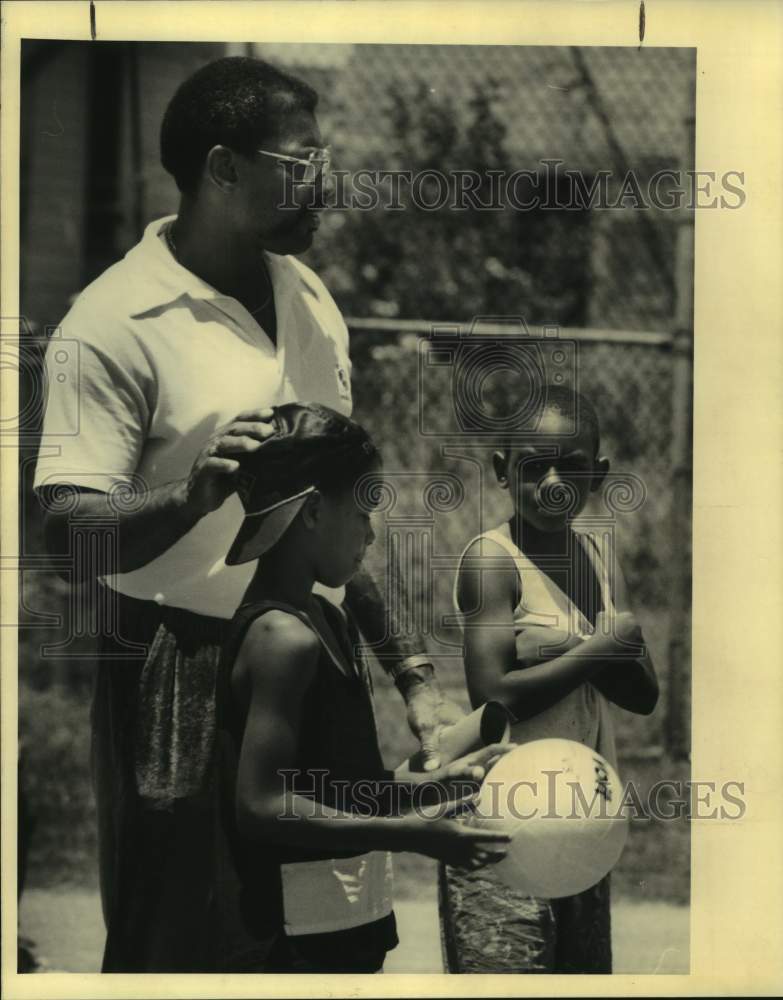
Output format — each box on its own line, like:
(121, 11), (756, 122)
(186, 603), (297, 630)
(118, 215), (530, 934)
(453, 525), (618, 769)
(215, 595), (398, 956)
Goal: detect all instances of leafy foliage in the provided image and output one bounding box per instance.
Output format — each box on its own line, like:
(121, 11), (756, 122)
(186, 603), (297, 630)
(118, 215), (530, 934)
(308, 80), (591, 326)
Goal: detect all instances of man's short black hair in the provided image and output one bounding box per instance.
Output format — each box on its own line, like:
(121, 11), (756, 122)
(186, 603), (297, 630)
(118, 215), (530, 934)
(160, 56), (318, 196)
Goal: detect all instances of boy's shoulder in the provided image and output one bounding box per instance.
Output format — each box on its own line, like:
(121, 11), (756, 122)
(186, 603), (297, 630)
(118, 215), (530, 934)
(235, 606), (322, 682)
(242, 607), (319, 651)
(459, 525), (519, 565)
(456, 526), (520, 611)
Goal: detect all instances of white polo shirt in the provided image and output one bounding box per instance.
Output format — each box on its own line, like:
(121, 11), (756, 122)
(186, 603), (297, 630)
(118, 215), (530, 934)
(33, 216), (353, 619)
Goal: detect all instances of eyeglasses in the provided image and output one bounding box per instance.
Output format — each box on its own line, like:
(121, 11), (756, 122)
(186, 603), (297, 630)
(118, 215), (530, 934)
(256, 146), (331, 186)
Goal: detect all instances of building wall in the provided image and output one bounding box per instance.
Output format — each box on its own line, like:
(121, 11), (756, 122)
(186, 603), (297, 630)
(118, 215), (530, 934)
(20, 41), (227, 331)
(21, 42), (90, 331)
(118, 41), (228, 250)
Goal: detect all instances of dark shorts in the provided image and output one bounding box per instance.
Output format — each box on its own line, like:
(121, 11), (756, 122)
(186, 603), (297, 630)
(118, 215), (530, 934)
(438, 861), (612, 974)
(92, 588), (264, 972)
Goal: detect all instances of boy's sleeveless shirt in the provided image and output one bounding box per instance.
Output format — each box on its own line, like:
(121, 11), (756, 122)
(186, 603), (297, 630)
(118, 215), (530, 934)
(216, 596), (398, 957)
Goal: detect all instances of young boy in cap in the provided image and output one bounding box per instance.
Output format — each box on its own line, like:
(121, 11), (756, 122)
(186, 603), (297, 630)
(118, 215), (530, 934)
(439, 384), (659, 974)
(216, 402), (512, 973)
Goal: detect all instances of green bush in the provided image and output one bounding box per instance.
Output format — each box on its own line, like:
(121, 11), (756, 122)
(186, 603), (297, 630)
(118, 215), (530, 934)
(19, 684), (97, 888)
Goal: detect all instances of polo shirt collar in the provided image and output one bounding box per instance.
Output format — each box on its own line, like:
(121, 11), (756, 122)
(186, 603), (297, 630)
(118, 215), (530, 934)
(126, 215), (288, 318)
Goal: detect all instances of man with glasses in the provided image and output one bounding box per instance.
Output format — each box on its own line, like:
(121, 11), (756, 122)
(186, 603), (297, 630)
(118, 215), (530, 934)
(34, 56), (460, 972)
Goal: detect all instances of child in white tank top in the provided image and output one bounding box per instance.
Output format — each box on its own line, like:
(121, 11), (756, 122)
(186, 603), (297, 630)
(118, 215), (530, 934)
(439, 385), (659, 974)
(453, 523), (619, 767)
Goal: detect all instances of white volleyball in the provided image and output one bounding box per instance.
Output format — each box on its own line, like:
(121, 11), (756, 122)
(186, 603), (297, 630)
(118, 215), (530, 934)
(471, 738), (628, 898)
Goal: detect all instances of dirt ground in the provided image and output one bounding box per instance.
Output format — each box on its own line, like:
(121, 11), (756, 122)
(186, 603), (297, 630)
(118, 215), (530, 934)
(19, 887), (688, 975)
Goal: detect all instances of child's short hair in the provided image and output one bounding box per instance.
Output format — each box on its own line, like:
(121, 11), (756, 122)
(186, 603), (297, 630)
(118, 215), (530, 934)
(533, 384), (601, 454)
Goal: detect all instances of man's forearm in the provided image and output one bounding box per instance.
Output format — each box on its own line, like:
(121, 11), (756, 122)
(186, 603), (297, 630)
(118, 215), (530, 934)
(345, 563), (467, 768)
(344, 566), (435, 692)
(41, 480), (203, 580)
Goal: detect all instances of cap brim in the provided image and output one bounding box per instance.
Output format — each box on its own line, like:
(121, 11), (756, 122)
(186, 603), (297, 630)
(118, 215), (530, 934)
(225, 494), (310, 566)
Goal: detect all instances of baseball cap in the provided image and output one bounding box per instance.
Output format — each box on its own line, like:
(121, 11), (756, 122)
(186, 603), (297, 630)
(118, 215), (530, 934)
(225, 402), (379, 566)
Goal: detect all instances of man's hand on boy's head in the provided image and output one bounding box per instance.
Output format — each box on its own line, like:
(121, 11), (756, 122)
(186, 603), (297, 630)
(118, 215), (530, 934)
(184, 407), (276, 517)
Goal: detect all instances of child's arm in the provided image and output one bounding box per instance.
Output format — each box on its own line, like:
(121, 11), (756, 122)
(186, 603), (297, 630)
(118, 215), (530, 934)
(510, 576), (659, 715)
(588, 561), (659, 715)
(233, 610), (510, 868)
(515, 625), (583, 668)
(458, 538), (638, 721)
